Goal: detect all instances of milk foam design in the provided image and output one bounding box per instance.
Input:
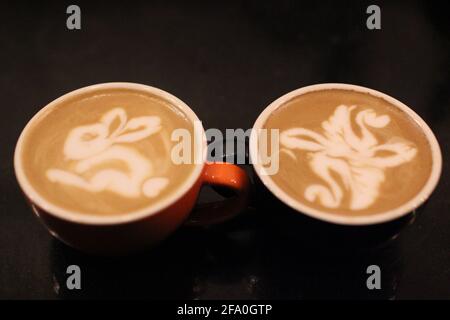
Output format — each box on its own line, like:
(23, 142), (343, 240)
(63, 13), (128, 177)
(46, 108), (169, 198)
(280, 105), (417, 210)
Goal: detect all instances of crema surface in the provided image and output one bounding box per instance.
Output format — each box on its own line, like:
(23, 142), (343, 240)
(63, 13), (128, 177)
(21, 88), (195, 216)
(262, 89), (433, 216)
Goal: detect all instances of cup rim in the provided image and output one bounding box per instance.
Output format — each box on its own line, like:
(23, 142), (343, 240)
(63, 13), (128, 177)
(14, 82), (207, 225)
(250, 83), (442, 225)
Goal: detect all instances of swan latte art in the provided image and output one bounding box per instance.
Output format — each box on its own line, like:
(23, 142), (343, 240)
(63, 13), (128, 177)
(262, 88), (433, 216)
(20, 87), (195, 216)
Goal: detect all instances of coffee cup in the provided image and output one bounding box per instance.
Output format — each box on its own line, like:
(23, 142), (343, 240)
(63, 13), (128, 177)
(14, 83), (249, 255)
(250, 83), (442, 225)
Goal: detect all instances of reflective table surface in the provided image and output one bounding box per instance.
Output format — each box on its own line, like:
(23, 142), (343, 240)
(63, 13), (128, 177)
(1, 0), (449, 299)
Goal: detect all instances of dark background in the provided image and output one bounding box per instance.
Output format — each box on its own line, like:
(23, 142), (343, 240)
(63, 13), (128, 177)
(0, 0), (449, 299)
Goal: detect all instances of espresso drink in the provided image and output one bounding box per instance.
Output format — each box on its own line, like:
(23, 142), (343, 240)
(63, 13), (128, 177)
(262, 89), (433, 216)
(20, 88), (195, 216)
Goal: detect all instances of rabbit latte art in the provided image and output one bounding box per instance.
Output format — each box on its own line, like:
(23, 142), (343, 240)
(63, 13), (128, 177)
(262, 89), (433, 216)
(20, 88), (195, 216)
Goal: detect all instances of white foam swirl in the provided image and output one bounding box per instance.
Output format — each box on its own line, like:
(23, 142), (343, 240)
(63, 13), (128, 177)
(46, 108), (169, 198)
(280, 105), (417, 210)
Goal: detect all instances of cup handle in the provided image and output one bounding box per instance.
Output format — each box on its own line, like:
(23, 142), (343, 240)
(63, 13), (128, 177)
(185, 162), (250, 227)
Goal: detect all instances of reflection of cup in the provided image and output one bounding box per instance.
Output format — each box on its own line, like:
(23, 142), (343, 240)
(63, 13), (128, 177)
(14, 83), (249, 255)
(250, 83), (442, 225)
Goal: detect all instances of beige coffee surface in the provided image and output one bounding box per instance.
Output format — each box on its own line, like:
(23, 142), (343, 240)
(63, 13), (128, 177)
(21, 88), (195, 216)
(262, 89), (433, 216)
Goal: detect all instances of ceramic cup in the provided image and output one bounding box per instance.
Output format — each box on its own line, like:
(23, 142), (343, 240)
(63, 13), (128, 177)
(14, 83), (249, 255)
(250, 83), (442, 225)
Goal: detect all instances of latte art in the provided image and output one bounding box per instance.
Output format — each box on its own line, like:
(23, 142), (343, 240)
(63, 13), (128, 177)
(280, 105), (417, 210)
(46, 108), (170, 199)
(263, 88), (433, 216)
(20, 88), (195, 216)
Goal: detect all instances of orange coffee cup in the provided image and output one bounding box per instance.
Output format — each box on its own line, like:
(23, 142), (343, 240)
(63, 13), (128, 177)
(14, 83), (249, 255)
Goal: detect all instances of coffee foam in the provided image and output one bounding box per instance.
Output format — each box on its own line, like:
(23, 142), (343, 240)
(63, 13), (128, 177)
(46, 108), (169, 199)
(20, 88), (195, 216)
(262, 88), (433, 216)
